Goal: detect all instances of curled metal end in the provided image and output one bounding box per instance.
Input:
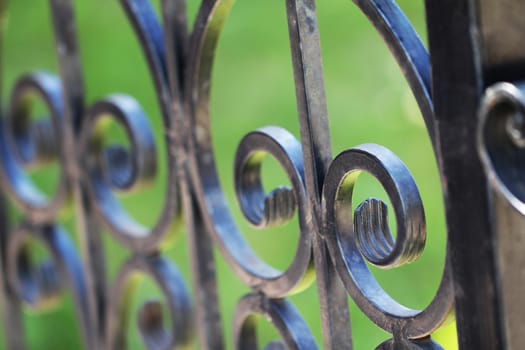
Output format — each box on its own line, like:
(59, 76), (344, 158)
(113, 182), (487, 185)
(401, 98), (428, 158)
(326, 144), (426, 269)
(10, 243), (62, 311)
(7, 224), (89, 328)
(263, 186), (297, 228)
(106, 256), (193, 350)
(0, 72), (70, 222)
(478, 82), (525, 208)
(33, 260), (62, 304)
(235, 127), (306, 230)
(505, 109), (525, 148)
(80, 94), (178, 251)
(138, 300), (170, 350)
(354, 198), (395, 266)
(322, 143), (435, 331)
(26, 119), (59, 168)
(7, 72), (62, 169)
(84, 94), (158, 194)
(18, 258), (62, 310)
(103, 145), (133, 190)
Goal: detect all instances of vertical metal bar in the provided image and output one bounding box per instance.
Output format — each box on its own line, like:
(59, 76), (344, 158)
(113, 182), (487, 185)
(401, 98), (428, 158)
(487, 181), (525, 349)
(311, 236), (353, 349)
(425, 0), (525, 348)
(424, 0), (502, 349)
(286, 0), (352, 347)
(163, 1), (225, 348)
(476, 1), (525, 346)
(49, 1), (105, 348)
(182, 185), (225, 350)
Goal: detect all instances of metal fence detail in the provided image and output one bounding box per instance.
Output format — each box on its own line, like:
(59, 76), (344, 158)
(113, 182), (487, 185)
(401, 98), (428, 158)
(0, 0), (523, 349)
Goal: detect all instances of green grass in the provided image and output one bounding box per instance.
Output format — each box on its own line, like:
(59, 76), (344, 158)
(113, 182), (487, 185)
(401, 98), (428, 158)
(1, 0), (458, 349)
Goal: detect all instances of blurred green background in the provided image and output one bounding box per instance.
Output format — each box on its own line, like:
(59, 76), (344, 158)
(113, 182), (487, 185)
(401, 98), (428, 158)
(0, 0), (458, 349)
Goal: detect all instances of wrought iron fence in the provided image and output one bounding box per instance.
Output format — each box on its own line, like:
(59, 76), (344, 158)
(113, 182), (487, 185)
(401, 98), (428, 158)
(0, 0), (523, 349)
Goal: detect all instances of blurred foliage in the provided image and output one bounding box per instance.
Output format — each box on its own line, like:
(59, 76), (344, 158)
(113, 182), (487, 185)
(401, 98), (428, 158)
(0, 0), (458, 349)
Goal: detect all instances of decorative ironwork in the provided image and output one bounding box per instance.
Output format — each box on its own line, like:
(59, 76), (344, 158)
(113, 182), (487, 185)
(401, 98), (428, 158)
(0, 0), (523, 349)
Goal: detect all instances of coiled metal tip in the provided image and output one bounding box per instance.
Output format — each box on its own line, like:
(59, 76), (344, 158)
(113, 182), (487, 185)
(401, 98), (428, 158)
(263, 186), (296, 228)
(354, 198), (395, 267)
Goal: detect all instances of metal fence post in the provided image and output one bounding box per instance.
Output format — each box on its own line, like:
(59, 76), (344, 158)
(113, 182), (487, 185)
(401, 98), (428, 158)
(426, 0), (525, 348)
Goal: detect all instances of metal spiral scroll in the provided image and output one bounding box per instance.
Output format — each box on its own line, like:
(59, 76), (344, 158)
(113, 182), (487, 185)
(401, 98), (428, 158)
(182, 18), (324, 350)
(92, 0), (195, 348)
(0, 69), (94, 346)
(233, 293), (318, 350)
(0, 72), (69, 223)
(85, 0), (184, 253)
(0, 1), (98, 347)
(184, 0), (323, 346)
(321, 145), (453, 342)
(105, 255), (193, 350)
(80, 94), (160, 250)
(6, 224), (93, 342)
(185, 0), (454, 348)
(0, 0), (458, 348)
(0, 0), (195, 349)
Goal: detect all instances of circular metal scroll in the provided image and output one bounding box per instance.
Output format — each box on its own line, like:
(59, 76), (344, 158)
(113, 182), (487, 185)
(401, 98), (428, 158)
(0, 72), (69, 223)
(478, 82), (525, 208)
(80, 94), (180, 252)
(0, 0), (459, 348)
(322, 144), (453, 338)
(105, 254), (193, 350)
(185, 0), (316, 299)
(6, 223), (93, 343)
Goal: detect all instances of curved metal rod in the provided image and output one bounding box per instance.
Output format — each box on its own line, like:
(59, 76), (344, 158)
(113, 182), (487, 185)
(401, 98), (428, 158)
(120, 0), (171, 120)
(185, 0), (318, 298)
(354, 0), (435, 143)
(95, 0), (184, 252)
(477, 81), (525, 350)
(284, 0), (354, 346)
(332, 144), (427, 268)
(48, 1), (109, 347)
(478, 82), (525, 209)
(0, 0), (457, 348)
(81, 94), (182, 253)
(105, 254), (193, 350)
(321, 143), (454, 339)
(376, 337), (445, 350)
(161, 0), (188, 100)
(234, 127), (306, 229)
(0, 72), (69, 224)
(6, 223), (95, 349)
(233, 293), (318, 350)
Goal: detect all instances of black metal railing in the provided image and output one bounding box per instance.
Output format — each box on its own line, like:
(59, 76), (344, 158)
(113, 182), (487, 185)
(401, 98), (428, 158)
(0, 0), (523, 349)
